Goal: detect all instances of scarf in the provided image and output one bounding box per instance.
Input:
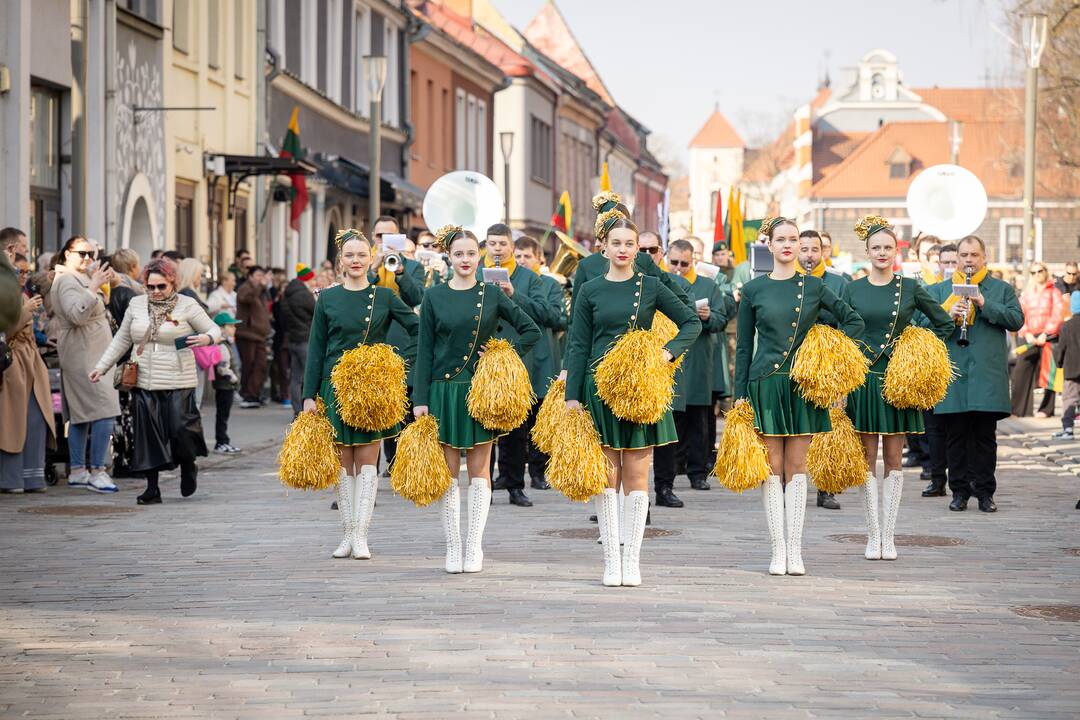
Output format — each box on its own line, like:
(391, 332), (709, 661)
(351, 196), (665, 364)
(922, 267), (942, 285)
(148, 292), (180, 342)
(682, 267), (698, 285)
(943, 267), (988, 326)
(374, 266), (399, 295)
(795, 260), (827, 278)
(484, 253), (517, 278)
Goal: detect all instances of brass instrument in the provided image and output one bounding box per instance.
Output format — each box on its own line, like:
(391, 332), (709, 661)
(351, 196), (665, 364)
(549, 230), (591, 282)
(421, 170), (505, 241)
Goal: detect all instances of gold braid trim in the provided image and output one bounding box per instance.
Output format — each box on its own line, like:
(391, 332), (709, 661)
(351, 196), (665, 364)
(591, 191), (622, 213)
(334, 228), (368, 249)
(433, 224), (464, 252)
(854, 214), (892, 241)
(594, 208), (627, 241)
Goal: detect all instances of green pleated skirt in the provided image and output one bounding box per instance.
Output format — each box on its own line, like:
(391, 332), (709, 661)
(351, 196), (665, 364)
(320, 380), (401, 446)
(746, 373), (832, 436)
(428, 378), (500, 449)
(846, 371), (924, 435)
(583, 373), (678, 450)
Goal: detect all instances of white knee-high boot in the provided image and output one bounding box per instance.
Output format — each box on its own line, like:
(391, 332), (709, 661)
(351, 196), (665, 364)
(463, 477), (491, 572)
(332, 469), (353, 558)
(619, 490), (628, 546)
(881, 470), (904, 560)
(442, 482), (463, 573)
(863, 473), (882, 560)
(351, 465), (378, 559)
(762, 476), (786, 575)
(621, 490), (649, 586)
(785, 474), (807, 576)
(596, 488), (621, 586)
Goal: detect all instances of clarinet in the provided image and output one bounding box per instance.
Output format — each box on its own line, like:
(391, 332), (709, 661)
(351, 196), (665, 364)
(957, 268), (973, 348)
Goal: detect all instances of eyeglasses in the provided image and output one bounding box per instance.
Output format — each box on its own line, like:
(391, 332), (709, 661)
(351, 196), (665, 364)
(72, 249), (95, 258)
(146, 283), (169, 291)
(668, 259), (691, 268)
(642, 246), (661, 255)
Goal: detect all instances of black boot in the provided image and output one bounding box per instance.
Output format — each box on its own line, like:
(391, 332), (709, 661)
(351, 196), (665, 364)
(180, 462), (198, 497)
(921, 476), (947, 497)
(689, 477), (711, 490)
(137, 472), (162, 505)
(508, 488), (533, 507)
(530, 475), (551, 490)
(655, 486), (684, 508)
(949, 495), (968, 511)
(816, 490), (841, 509)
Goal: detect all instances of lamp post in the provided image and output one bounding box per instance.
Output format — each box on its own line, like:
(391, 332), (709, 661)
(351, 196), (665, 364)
(363, 54), (388, 228)
(1021, 13), (1048, 275)
(499, 131), (514, 226)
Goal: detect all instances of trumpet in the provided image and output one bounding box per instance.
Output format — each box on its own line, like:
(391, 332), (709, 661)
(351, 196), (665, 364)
(957, 267), (973, 348)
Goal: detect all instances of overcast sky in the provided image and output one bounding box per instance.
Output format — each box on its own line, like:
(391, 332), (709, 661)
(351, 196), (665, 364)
(495, 0), (1017, 170)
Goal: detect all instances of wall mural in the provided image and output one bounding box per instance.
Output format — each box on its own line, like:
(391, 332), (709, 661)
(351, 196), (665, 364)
(115, 36), (165, 252)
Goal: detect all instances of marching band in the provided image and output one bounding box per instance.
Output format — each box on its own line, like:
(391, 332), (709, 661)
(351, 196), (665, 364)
(281, 181), (1001, 585)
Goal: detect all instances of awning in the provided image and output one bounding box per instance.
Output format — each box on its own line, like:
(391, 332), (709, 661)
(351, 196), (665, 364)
(205, 153), (317, 219)
(313, 154), (425, 210)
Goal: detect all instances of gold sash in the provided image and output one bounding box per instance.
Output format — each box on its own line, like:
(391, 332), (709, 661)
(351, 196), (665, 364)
(375, 266), (399, 295)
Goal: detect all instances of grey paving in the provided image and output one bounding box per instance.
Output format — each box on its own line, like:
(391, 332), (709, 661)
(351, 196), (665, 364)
(1, 406), (1078, 719)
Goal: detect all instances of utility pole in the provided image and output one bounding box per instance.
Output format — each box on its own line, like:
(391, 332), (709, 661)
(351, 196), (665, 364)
(1021, 14), (1048, 276)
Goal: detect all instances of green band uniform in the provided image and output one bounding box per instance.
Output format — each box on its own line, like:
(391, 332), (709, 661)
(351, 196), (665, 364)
(302, 284), (420, 445)
(413, 281), (541, 449)
(734, 273), (864, 436)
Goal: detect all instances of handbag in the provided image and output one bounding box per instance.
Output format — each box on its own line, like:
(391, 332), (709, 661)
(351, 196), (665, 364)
(114, 322), (153, 391)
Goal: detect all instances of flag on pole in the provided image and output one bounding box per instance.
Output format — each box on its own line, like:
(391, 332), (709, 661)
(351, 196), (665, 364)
(730, 189), (747, 265)
(550, 191), (572, 233)
(280, 106), (308, 232)
(600, 162), (611, 192)
(713, 188), (726, 244)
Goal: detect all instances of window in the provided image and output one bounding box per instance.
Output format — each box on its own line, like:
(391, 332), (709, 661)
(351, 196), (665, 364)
(382, 22), (399, 127)
(173, 0), (190, 54)
(455, 90), (466, 169)
(120, 0), (158, 23)
(269, 0), (284, 66)
(466, 95), (477, 170)
(233, 0), (245, 79)
(29, 87), (59, 190)
(889, 162), (909, 179)
(175, 181), (196, 259)
(352, 8), (371, 116)
(709, 190), (719, 222)
(301, 2), (318, 85)
(207, 1), (220, 69)
(326, 0), (342, 102)
(887, 147), (912, 179)
(476, 100), (487, 173)
(1004, 221), (1023, 265)
(442, 88), (451, 170)
(426, 79), (435, 164)
(530, 115), (553, 186)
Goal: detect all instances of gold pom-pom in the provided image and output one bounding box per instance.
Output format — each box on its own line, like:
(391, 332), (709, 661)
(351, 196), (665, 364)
(807, 408), (869, 494)
(594, 329), (677, 424)
(466, 338), (536, 431)
(854, 215), (892, 241)
(330, 343), (408, 431)
(651, 312), (678, 345)
(277, 399), (341, 491)
(711, 399), (771, 492)
(591, 190), (622, 212)
(547, 408), (612, 502)
(883, 326), (957, 409)
(389, 415), (454, 507)
(790, 324), (869, 408)
(530, 378), (566, 455)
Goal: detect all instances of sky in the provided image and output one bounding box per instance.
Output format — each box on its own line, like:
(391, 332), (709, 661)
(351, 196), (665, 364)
(494, 0), (1017, 172)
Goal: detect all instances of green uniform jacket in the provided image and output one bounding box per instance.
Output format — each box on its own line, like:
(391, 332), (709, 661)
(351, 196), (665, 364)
(675, 275), (732, 407)
(564, 273), (701, 404)
(922, 275), (1024, 417)
(530, 272), (568, 396)
(413, 281), (541, 407)
(816, 269), (849, 327)
(734, 274), (864, 399)
(302, 284), (419, 400)
(569, 250), (691, 322)
(378, 257), (425, 385)
(731, 260), (753, 294)
(666, 273), (693, 412)
(476, 263), (553, 397)
(841, 276), (954, 372)
(712, 274), (737, 397)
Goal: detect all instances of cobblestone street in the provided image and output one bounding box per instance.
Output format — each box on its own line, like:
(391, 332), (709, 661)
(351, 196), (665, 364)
(1, 412), (1078, 719)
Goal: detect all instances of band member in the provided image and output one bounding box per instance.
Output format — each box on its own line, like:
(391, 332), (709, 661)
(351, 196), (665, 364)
(564, 203), (701, 587)
(923, 235), (1024, 513)
(665, 239), (732, 496)
(734, 217), (863, 576)
(301, 230), (419, 559)
(483, 223), (550, 507)
(413, 227), (541, 573)
(797, 229), (848, 510)
(842, 217), (953, 560)
(921, 243), (959, 497)
(372, 216), (426, 475)
(513, 235), (568, 489)
(819, 231), (853, 281)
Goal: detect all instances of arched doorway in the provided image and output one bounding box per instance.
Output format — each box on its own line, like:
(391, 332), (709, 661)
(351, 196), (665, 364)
(120, 173), (160, 260)
(325, 204), (344, 268)
(129, 198), (154, 261)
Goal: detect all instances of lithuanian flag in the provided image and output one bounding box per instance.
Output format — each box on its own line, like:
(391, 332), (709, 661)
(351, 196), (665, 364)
(550, 191), (572, 233)
(281, 106), (309, 232)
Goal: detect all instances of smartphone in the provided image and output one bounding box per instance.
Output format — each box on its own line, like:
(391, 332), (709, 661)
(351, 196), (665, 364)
(174, 334), (194, 350)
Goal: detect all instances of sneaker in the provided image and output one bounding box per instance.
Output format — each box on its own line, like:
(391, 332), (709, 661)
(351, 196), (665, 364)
(280, 400), (292, 408)
(239, 400), (262, 409)
(1051, 429), (1074, 440)
(87, 471), (119, 494)
(214, 443), (242, 454)
(0, 488), (25, 494)
(67, 469), (91, 487)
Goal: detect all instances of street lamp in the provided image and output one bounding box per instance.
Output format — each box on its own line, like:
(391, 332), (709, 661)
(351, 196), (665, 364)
(499, 131), (514, 226)
(1021, 13), (1048, 275)
(363, 54), (389, 228)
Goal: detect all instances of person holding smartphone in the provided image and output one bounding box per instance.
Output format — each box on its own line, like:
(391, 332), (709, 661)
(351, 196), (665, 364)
(90, 257), (220, 505)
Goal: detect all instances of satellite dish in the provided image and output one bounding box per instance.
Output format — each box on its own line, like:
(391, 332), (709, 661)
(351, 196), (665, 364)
(422, 171), (505, 240)
(905, 164), (988, 241)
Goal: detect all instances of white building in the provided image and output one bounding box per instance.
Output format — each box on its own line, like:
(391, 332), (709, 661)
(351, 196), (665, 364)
(687, 109), (744, 239)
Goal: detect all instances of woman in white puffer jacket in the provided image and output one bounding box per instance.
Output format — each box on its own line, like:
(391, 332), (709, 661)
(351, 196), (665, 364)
(90, 258), (221, 505)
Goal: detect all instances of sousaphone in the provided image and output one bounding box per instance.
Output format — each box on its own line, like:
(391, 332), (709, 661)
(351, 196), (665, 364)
(905, 164), (988, 240)
(422, 171), (505, 240)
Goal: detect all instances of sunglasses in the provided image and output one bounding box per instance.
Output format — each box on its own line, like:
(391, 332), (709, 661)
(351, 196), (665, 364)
(146, 283), (169, 291)
(1066, 271), (1077, 276)
(642, 246), (661, 255)
(668, 259), (691, 267)
(1031, 268), (1047, 275)
(72, 249), (95, 258)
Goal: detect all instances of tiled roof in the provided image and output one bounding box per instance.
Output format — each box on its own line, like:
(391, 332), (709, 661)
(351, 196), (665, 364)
(809, 120), (1077, 199)
(522, 2), (614, 105)
(912, 87), (1023, 123)
(813, 131), (871, 183)
(605, 107), (641, 157)
(689, 111), (745, 149)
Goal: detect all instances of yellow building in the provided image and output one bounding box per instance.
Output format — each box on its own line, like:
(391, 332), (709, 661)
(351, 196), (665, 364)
(163, 0), (259, 275)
